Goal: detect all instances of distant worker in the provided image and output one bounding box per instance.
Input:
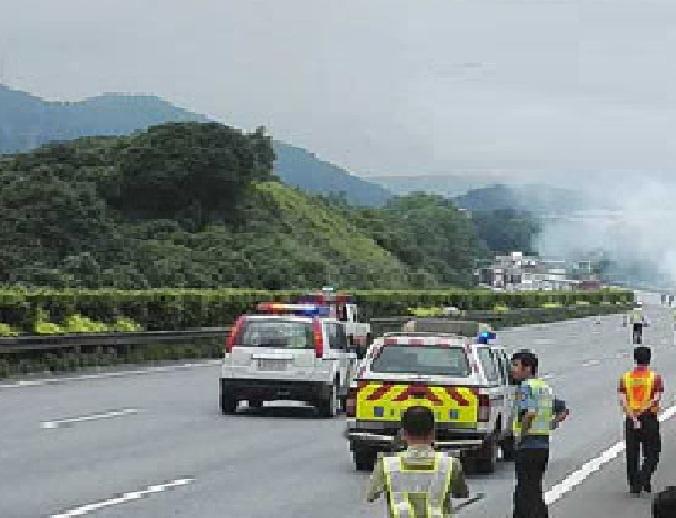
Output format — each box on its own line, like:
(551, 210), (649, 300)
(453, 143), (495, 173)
(625, 304), (648, 345)
(366, 405), (469, 517)
(510, 351), (567, 518)
(653, 486), (676, 516)
(618, 346), (664, 496)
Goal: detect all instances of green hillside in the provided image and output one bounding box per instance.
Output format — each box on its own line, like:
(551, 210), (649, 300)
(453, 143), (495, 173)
(0, 122), (483, 289)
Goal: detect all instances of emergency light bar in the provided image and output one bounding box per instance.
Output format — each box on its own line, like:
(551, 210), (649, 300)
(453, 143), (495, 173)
(477, 331), (497, 344)
(256, 302), (330, 317)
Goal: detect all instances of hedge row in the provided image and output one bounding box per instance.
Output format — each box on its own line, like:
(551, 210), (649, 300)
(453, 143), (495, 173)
(0, 288), (634, 334)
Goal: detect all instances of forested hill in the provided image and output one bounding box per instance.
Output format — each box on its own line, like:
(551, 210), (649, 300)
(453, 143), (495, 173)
(0, 84), (391, 206)
(0, 122), (485, 289)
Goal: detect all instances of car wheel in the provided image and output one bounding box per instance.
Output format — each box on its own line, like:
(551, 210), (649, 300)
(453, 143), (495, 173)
(500, 434), (516, 462)
(319, 383), (338, 418)
(474, 435), (498, 474)
(354, 448), (377, 471)
(220, 390), (237, 415)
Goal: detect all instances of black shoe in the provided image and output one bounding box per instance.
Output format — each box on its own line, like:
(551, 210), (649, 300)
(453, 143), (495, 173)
(630, 485), (642, 496)
(644, 482), (652, 493)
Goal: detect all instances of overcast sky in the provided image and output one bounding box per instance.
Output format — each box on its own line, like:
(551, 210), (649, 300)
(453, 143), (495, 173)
(2, 0), (676, 180)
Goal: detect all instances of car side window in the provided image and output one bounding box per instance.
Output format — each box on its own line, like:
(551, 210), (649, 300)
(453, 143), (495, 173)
(477, 347), (499, 383)
(493, 349), (508, 385)
(335, 323), (348, 350)
(327, 323), (347, 350)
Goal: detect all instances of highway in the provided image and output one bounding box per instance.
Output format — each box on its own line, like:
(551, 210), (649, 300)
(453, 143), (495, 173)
(1, 306), (675, 517)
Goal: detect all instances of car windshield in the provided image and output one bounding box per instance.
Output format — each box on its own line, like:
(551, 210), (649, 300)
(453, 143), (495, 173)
(370, 345), (470, 377)
(237, 318), (314, 349)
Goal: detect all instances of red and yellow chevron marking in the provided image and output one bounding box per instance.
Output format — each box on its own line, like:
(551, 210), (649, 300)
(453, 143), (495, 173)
(356, 382), (478, 423)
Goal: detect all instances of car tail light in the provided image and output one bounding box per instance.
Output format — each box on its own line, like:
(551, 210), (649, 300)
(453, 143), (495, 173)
(478, 394), (490, 422)
(346, 381), (366, 418)
(225, 316), (245, 354)
(312, 318), (324, 358)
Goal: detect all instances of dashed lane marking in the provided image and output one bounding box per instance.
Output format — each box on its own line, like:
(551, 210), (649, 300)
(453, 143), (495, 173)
(50, 478), (194, 517)
(41, 408), (139, 429)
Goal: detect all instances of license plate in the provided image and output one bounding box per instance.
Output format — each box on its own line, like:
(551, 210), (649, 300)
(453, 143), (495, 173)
(257, 359), (287, 371)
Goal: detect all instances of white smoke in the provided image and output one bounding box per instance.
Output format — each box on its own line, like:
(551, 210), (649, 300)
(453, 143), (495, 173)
(534, 175), (676, 288)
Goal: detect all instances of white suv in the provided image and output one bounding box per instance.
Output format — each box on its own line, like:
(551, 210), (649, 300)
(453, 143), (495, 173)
(220, 303), (358, 417)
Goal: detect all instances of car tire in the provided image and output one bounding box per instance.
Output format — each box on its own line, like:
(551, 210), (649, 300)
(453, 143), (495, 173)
(500, 434), (516, 462)
(474, 435), (498, 474)
(354, 448), (377, 471)
(319, 382), (338, 418)
(220, 390), (237, 415)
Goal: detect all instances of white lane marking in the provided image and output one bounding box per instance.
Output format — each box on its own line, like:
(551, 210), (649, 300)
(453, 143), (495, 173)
(0, 360), (221, 389)
(581, 359), (600, 367)
(50, 478), (193, 517)
(41, 408), (139, 429)
(545, 403), (676, 506)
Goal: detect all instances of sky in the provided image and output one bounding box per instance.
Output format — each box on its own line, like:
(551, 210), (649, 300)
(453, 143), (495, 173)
(3, 0), (676, 181)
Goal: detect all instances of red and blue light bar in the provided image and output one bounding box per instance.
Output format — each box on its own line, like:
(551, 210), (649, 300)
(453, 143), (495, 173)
(256, 302), (331, 317)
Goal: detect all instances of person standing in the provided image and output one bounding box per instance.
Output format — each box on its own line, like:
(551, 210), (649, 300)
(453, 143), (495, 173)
(366, 406), (469, 517)
(618, 346), (664, 496)
(510, 351), (555, 518)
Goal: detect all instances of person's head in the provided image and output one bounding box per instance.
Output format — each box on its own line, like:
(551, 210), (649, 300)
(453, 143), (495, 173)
(653, 486), (676, 517)
(401, 406), (435, 444)
(634, 346), (651, 366)
(511, 350), (538, 381)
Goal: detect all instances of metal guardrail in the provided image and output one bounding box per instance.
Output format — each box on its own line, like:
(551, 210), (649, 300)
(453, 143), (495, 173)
(0, 327), (231, 352)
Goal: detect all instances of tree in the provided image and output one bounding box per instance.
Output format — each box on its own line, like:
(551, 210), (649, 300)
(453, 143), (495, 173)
(112, 122), (275, 226)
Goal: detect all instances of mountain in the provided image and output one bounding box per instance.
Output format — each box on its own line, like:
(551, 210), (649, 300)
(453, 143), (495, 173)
(272, 142), (391, 206)
(371, 173), (521, 198)
(0, 84), (391, 206)
(454, 184), (616, 214)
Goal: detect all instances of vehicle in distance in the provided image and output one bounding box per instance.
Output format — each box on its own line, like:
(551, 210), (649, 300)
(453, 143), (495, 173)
(220, 302), (358, 417)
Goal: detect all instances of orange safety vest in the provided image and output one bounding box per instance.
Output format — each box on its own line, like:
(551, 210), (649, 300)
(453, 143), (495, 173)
(623, 370), (659, 414)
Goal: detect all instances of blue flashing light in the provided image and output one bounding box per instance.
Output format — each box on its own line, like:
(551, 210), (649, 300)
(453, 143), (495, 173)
(477, 331), (496, 344)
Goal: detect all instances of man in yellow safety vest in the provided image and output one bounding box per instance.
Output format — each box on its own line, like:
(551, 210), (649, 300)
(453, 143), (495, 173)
(366, 406), (469, 517)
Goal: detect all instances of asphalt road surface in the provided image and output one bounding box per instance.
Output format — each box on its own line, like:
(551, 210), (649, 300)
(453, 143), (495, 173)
(1, 305), (675, 518)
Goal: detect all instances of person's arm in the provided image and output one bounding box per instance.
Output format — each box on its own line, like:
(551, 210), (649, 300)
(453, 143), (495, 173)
(618, 376), (633, 417)
(520, 383), (537, 435)
(365, 456), (386, 503)
(552, 398), (569, 426)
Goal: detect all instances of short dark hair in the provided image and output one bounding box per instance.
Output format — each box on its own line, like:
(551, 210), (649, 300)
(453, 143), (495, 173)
(653, 486), (676, 517)
(402, 406), (435, 437)
(512, 350), (539, 375)
(634, 346), (651, 366)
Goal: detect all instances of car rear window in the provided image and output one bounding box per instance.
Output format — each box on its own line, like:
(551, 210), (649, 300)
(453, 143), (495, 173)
(370, 346), (470, 377)
(237, 318), (314, 349)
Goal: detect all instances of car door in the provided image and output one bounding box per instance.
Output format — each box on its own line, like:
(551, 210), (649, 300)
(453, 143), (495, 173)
(327, 321), (356, 392)
(492, 348), (514, 433)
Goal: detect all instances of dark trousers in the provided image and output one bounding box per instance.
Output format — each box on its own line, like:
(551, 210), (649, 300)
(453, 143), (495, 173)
(625, 413), (660, 489)
(513, 448), (549, 518)
(632, 324), (643, 345)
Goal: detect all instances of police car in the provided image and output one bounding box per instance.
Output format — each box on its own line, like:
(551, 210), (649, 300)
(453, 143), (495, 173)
(220, 303), (358, 417)
(344, 326), (515, 473)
